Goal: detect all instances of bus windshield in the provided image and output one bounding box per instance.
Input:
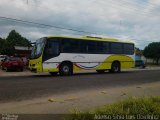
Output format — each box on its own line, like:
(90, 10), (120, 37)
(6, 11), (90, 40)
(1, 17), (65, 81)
(30, 38), (46, 59)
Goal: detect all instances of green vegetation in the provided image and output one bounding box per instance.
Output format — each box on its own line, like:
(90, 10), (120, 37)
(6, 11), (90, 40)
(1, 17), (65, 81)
(143, 42), (160, 65)
(69, 97), (160, 120)
(0, 30), (31, 55)
(0, 37), (6, 54)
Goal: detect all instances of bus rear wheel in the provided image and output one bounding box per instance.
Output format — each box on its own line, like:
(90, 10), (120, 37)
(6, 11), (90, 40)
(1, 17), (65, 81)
(110, 62), (121, 73)
(59, 63), (73, 76)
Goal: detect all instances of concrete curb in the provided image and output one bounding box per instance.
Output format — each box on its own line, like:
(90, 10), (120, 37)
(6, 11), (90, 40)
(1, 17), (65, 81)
(0, 67), (160, 77)
(0, 70), (45, 77)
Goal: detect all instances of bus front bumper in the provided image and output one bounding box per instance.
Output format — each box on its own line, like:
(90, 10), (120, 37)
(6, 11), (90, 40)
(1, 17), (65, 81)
(29, 65), (42, 73)
(30, 68), (37, 73)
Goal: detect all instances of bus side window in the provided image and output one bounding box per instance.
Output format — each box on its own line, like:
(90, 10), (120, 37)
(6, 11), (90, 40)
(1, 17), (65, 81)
(48, 41), (59, 56)
(111, 43), (123, 54)
(87, 41), (97, 54)
(97, 42), (110, 54)
(52, 41), (59, 56)
(79, 41), (88, 53)
(61, 38), (80, 53)
(43, 40), (60, 61)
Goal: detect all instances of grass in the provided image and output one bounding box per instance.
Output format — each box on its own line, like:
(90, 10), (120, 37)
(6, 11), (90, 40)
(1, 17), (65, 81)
(68, 96), (160, 120)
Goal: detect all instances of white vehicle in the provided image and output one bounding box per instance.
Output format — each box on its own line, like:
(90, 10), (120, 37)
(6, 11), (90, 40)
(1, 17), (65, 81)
(0, 55), (7, 62)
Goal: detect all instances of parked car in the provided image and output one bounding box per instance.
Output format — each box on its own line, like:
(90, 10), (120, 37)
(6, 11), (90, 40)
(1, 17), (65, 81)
(135, 60), (146, 68)
(0, 55), (7, 61)
(1, 57), (24, 72)
(0, 55), (7, 66)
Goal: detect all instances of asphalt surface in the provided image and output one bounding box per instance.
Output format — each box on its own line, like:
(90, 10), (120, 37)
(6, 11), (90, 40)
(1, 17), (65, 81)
(0, 70), (159, 103)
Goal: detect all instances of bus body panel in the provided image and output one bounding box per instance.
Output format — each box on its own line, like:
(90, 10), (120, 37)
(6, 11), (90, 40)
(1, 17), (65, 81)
(29, 56), (43, 72)
(40, 53), (134, 72)
(97, 55), (134, 70)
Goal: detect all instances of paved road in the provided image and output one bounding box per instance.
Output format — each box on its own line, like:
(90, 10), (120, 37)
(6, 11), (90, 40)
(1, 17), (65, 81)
(0, 70), (159, 103)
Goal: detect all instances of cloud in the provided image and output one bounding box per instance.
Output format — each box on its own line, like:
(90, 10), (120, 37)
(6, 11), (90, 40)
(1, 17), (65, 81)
(0, 0), (160, 49)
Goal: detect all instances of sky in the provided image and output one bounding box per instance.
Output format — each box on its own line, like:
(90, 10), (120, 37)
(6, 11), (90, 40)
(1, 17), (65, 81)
(0, 0), (160, 49)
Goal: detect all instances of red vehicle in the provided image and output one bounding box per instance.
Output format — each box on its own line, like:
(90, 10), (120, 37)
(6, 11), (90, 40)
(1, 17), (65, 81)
(1, 57), (24, 72)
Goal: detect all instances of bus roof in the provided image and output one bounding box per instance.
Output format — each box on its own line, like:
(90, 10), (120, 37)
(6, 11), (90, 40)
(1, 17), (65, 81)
(47, 36), (134, 44)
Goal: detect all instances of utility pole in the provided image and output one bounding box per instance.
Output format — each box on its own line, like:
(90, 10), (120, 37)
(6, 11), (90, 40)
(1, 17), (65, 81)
(27, 0), (28, 4)
(119, 20), (122, 31)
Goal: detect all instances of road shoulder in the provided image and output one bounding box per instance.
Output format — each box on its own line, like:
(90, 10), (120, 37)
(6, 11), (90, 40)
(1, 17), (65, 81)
(0, 81), (160, 114)
(0, 67), (160, 77)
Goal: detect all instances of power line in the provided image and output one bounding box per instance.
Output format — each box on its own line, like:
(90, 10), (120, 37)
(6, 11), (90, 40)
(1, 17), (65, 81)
(0, 16), (96, 35)
(0, 1), (159, 44)
(8, 0), (158, 24)
(6, 0), (159, 18)
(0, 16), (158, 44)
(119, 0), (158, 16)
(120, 0), (156, 9)
(96, 0), (154, 16)
(24, 0), (155, 18)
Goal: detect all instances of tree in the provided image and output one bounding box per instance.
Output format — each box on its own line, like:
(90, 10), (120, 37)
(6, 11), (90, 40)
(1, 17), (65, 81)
(6, 30), (31, 47)
(143, 42), (160, 65)
(0, 37), (7, 55)
(135, 47), (143, 56)
(4, 30), (32, 55)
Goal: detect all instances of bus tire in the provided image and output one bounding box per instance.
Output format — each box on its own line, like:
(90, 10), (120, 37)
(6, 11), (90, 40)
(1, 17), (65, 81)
(110, 61), (121, 73)
(59, 62), (73, 76)
(96, 70), (105, 73)
(50, 72), (58, 76)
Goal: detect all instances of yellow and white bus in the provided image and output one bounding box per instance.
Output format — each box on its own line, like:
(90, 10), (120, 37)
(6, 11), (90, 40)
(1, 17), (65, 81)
(29, 36), (135, 75)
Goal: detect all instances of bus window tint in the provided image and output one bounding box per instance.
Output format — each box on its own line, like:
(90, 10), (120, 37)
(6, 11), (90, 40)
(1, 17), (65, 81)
(111, 43), (123, 54)
(123, 44), (134, 55)
(52, 42), (59, 55)
(43, 40), (60, 61)
(62, 39), (79, 53)
(97, 42), (109, 54)
(61, 38), (134, 55)
(79, 40), (88, 53)
(47, 41), (59, 56)
(87, 41), (97, 54)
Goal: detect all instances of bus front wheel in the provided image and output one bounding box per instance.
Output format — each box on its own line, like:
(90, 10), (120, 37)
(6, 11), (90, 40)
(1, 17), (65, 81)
(59, 62), (73, 76)
(110, 62), (121, 73)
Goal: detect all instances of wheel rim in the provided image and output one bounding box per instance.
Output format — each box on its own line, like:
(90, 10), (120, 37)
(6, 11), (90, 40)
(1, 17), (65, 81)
(113, 66), (119, 72)
(112, 63), (120, 72)
(62, 65), (70, 73)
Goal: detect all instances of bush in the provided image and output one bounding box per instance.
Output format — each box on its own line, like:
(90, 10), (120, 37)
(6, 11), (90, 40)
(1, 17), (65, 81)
(68, 97), (160, 120)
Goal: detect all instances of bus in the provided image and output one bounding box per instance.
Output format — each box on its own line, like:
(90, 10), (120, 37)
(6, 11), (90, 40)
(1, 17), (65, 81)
(29, 36), (135, 76)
